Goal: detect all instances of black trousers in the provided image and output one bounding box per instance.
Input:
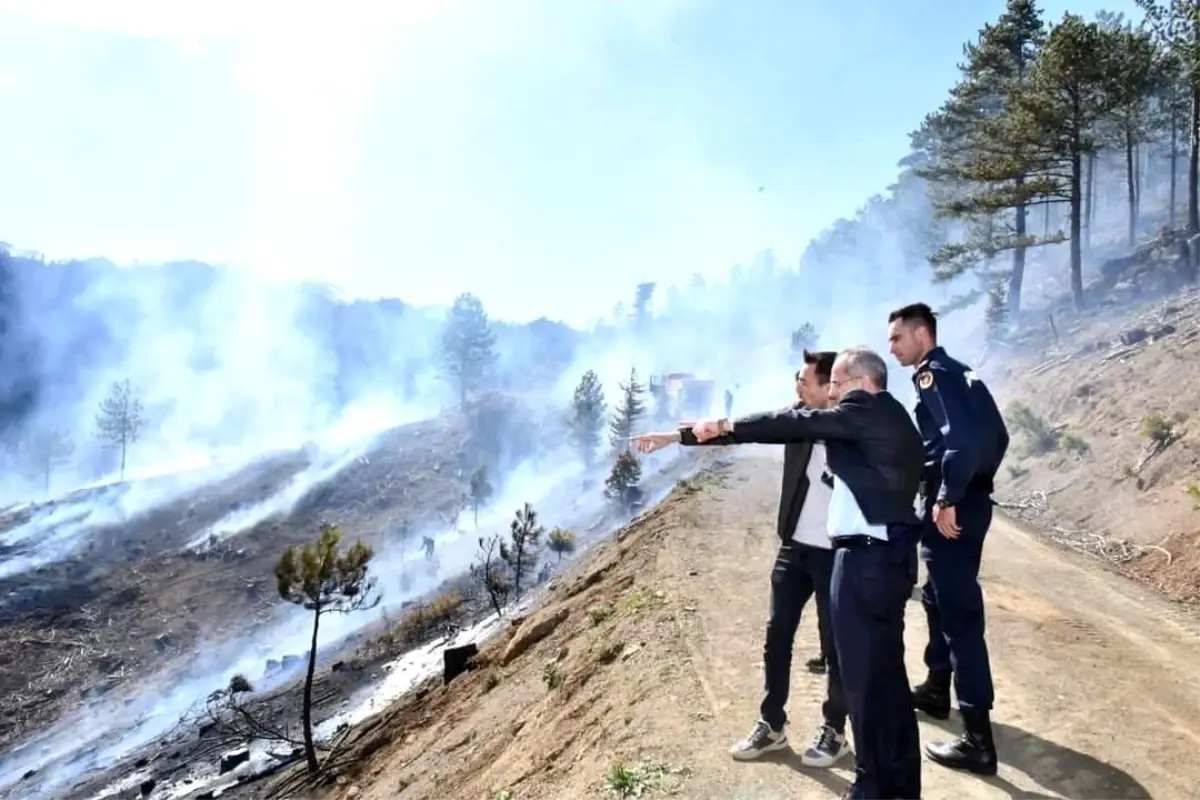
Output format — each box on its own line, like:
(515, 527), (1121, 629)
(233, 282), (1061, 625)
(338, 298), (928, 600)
(760, 541), (846, 733)
(920, 489), (996, 712)
(832, 529), (921, 800)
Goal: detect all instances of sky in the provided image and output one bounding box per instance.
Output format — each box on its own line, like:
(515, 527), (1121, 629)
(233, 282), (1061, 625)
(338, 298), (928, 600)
(0, 0), (1143, 327)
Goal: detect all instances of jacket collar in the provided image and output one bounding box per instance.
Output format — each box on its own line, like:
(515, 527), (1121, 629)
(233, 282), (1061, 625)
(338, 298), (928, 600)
(914, 346), (947, 376)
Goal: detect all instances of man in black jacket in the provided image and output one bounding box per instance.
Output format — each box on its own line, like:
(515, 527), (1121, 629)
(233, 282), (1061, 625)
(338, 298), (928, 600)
(635, 346), (924, 800)
(681, 352), (848, 766)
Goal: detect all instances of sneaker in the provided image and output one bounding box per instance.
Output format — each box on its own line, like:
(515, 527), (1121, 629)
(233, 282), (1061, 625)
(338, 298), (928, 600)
(729, 720), (788, 760)
(800, 723), (848, 768)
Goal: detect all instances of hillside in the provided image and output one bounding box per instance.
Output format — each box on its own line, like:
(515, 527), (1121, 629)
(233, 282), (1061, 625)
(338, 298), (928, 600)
(993, 284), (1200, 603)
(283, 452), (1199, 800)
(0, 395), (537, 759)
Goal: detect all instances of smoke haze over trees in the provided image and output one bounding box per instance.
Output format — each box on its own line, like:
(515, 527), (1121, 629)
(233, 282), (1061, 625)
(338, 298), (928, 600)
(1, 0), (1195, 502)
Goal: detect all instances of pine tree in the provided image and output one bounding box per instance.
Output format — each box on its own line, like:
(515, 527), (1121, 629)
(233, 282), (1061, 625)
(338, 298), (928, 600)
(633, 282), (656, 330)
(468, 464), (493, 527)
(1099, 13), (1168, 248)
(608, 368), (646, 453)
(500, 502), (543, 600)
(919, 0), (1048, 315)
(19, 427), (74, 495)
(1138, 0), (1200, 232)
(95, 378), (146, 481)
(998, 14), (1123, 309)
(568, 370), (606, 469)
(547, 528), (577, 562)
(604, 451), (643, 511)
(275, 525), (377, 773)
(440, 293), (497, 407)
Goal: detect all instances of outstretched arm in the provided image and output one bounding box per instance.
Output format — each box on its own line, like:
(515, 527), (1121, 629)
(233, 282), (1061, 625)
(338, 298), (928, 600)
(705, 395), (870, 445)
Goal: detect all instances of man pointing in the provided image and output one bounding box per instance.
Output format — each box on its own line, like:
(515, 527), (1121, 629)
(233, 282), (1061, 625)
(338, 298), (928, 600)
(636, 347), (924, 800)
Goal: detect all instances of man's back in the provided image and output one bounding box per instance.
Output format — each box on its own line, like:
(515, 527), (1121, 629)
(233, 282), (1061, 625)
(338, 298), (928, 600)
(824, 390), (923, 525)
(730, 388), (923, 526)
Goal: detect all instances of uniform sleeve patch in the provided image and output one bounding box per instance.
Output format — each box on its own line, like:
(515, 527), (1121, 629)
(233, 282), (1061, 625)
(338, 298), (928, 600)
(918, 371), (934, 390)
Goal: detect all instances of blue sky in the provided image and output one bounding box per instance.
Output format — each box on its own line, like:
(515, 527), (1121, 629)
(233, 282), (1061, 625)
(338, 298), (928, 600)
(0, 0), (1141, 326)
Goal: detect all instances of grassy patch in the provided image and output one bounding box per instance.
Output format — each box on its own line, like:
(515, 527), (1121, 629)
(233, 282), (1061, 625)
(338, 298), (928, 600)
(604, 761), (687, 798)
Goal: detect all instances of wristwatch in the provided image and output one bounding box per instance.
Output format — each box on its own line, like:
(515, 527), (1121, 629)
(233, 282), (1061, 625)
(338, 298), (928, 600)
(935, 499), (953, 509)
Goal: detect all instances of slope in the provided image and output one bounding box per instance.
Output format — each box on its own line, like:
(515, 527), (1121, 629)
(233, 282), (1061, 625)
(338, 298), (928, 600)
(308, 451), (1200, 800)
(994, 285), (1200, 602)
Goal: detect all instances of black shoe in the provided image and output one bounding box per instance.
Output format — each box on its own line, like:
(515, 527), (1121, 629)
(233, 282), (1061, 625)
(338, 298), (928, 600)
(805, 654), (827, 674)
(911, 672), (952, 720)
(926, 710), (998, 776)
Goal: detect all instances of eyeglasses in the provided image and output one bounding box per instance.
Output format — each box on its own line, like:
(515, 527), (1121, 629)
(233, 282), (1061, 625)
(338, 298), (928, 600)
(828, 375), (866, 390)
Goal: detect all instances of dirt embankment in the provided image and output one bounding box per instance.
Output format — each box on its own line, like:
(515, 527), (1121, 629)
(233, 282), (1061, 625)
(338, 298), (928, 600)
(992, 286), (1200, 603)
(294, 453), (1199, 800)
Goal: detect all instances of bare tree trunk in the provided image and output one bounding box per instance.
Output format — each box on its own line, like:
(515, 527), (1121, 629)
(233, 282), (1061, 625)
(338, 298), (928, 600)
(1071, 142), (1085, 310)
(1011, 180), (1027, 315)
(1171, 114), (1179, 228)
(1085, 151), (1097, 251)
(1190, 81), (1200, 232)
(302, 611), (321, 773)
(1126, 129), (1137, 248)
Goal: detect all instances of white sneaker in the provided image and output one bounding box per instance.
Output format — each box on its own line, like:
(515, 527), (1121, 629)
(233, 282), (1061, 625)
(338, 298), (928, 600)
(729, 720), (788, 760)
(800, 723), (848, 768)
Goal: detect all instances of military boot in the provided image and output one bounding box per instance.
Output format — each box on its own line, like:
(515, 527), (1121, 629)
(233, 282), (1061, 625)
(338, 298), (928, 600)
(925, 708), (998, 776)
(911, 670), (952, 720)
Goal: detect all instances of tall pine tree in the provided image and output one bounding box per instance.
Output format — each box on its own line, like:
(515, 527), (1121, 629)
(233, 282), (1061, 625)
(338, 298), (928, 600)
(919, 0), (1047, 315)
(608, 368), (646, 454)
(569, 370), (606, 469)
(440, 293), (497, 407)
(1000, 14), (1123, 308)
(1138, 0), (1200, 232)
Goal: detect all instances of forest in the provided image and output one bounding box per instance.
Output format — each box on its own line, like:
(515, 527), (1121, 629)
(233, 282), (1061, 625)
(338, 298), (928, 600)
(801, 0), (1200, 323)
(4, 0), (1200, 493)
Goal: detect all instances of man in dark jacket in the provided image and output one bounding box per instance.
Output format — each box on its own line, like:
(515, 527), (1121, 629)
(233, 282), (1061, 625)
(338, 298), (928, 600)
(636, 346), (925, 800)
(681, 352), (848, 766)
(888, 302), (1009, 776)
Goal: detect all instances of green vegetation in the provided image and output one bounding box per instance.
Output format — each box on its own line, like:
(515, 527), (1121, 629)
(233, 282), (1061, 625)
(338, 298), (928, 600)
(1005, 401), (1091, 457)
(855, 0), (1200, 318)
(275, 524), (377, 773)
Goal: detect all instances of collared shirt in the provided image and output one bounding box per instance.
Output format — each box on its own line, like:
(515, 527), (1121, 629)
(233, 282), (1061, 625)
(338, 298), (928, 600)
(791, 442), (833, 549)
(828, 475), (889, 542)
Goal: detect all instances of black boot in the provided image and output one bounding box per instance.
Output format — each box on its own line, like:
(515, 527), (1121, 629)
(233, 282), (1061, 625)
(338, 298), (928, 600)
(925, 708), (998, 776)
(911, 671), (951, 720)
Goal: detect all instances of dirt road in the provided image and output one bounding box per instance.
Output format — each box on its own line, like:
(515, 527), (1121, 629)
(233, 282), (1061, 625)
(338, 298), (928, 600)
(337, 452), (1200, 800)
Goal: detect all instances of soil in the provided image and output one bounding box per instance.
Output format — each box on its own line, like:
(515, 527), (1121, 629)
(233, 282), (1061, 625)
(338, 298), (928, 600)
(288, 452), (1200, 800)
(991, 285), (1200, 603)
(0, 395), (533, 755)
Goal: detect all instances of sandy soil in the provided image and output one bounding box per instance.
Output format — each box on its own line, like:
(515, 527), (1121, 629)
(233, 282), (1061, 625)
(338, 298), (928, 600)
(992, 286), (1200, 602)
(314, 451), (1200, 800)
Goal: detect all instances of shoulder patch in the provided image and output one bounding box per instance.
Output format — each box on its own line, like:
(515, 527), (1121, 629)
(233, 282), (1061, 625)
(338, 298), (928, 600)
(918, 371), (934, 390)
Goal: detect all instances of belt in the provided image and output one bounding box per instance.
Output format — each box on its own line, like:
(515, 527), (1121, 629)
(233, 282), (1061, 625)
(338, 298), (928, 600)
(832, 535), (888, 549)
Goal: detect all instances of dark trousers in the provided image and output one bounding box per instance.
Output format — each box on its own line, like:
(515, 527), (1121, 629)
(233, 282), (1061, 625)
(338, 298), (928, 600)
(831, 529), (921, 800)
(920, 490), (995, 712)
(760, 541), (846, 733)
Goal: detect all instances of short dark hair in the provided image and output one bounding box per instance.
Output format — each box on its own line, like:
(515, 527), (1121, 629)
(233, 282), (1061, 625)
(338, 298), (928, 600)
(802, 349), (837, 385)
(888, 302), (938, 341)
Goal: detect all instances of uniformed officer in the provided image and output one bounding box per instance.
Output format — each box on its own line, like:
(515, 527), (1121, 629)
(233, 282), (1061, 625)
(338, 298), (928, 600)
(886, 302), (1009, 777)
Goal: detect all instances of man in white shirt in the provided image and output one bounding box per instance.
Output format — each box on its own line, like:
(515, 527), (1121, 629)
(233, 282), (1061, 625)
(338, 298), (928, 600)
(633, 351), (849, 767)
(639, 347), (925, 800)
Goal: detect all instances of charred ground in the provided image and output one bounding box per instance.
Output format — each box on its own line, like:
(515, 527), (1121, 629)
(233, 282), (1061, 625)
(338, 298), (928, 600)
(0, 394), (536, 757)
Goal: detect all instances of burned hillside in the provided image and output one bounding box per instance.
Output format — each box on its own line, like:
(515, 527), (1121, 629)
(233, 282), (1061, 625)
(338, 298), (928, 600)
(0, 395), (540, 756)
